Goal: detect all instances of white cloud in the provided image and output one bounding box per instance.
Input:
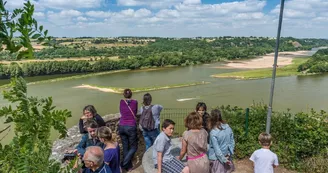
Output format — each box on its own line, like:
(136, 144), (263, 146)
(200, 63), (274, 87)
(135, 8), (152, 17)
(34, 12), (45, 19)
(6, 0), (26, 9)
(13, 0), (325, 38)
(39, 0), (104, 9)
(86, 11), (112, 18)
(183, 0), (201, 5)
(156, 9), (180, 18)
(6, 0), (44, 11)
(270, 0), (328, 32)
(47, 10), (83, 26)
(6, 0), (103, 10)
(117, 0), (182, 8)
(76, 16), (88, 21)
(58, 10), (82, 17)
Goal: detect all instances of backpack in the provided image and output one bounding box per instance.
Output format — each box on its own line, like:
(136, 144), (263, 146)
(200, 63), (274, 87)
(140, 105), (155, 130)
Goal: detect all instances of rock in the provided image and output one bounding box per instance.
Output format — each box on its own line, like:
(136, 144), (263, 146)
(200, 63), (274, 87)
(51, 113), (146, 166)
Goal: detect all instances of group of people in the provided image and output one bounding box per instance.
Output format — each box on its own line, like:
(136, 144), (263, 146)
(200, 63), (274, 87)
(72, 88), (279, 173)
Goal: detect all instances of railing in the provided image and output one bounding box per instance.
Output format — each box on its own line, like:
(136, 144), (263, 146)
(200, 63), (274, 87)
(160, 108), (197, 137)
(160, 108), (250, 137)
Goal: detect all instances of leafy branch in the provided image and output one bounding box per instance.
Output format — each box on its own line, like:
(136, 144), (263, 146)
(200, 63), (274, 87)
(0, 0), (51, 59)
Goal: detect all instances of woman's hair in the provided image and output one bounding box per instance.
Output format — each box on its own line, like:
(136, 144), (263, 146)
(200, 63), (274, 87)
(123, 89), (132, 99)
(143, 93), (152, 106)
(196, 102), (207, 111)
(83, 105), (97, 116)
(162, 119), (175, 129)
(258, 132), (272, 146)
(97, 126), (114, 142)
(210, 109), (225, 130)
(184, 112), (203, 130)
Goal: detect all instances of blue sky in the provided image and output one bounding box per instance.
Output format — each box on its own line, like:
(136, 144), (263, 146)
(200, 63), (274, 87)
(7, 0), (328, 38)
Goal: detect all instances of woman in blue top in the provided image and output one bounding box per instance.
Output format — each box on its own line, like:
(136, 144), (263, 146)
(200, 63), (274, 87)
(97, 126), (121, 173)
(208, 109), (235, 173)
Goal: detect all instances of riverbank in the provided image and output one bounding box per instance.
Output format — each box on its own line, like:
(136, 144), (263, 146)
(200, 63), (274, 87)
(0, 56), (119, 65)
(0, 70), (130, 89)
(214, 51), (309, 69)
(212, 57), (309, 79)
(73, 82), (209, 93)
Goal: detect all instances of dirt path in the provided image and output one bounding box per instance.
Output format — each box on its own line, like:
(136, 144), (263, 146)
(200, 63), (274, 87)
(127, 159), (296, 173)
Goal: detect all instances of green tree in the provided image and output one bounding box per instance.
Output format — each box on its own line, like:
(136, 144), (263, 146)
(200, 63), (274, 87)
(0, 1), (73, 172)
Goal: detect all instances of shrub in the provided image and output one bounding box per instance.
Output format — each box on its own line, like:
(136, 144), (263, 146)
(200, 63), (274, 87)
(218, 104), (328, 172)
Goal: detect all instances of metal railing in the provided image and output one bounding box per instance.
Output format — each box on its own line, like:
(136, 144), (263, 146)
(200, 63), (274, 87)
(160, 108), (194, 137)
(160, 108), (250, 137)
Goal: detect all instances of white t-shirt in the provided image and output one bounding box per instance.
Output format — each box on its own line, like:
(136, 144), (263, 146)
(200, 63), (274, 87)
(250, 148), (279, 173)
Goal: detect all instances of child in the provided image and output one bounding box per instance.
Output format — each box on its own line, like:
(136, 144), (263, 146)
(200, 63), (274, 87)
(153, 119), (189, 173)
(195, 102), (210, 132)
(97, 126), (120, 173)
(250, 132), (279, 173)
(75, 120), (104, 157)
(140, 93), (163, 150)
(208, 109), (235, 173)
(179, 112), (209, 173)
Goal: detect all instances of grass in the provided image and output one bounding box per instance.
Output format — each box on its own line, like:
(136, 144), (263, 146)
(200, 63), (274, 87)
(212, 57), (310, 79)
(80, 81), (210, 93)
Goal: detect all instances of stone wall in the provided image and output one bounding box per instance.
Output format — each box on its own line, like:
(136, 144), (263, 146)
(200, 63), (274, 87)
(51, 113), (145, 167)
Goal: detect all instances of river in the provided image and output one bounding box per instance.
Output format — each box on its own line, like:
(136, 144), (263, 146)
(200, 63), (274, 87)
(1, 48), (327, 144)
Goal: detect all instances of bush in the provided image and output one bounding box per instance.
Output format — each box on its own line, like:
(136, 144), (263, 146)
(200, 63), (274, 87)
(298, 48), (328, 73)
(219, 103), (328, 172)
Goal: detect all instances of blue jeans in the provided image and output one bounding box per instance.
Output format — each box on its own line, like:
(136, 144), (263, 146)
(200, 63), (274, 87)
(142, 128), (160, 151)
(118, 125), (138, 171)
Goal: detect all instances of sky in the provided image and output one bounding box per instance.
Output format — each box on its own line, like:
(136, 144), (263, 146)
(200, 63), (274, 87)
(6, 0), (328, 38)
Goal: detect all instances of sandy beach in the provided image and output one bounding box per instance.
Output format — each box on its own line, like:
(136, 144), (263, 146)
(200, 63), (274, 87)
(73, 84), (120, 93)
(217, 51), (310, 69)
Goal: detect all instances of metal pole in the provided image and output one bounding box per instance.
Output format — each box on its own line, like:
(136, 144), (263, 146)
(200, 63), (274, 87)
(245, 108), (249, 137)
(266, 0), (286, 134)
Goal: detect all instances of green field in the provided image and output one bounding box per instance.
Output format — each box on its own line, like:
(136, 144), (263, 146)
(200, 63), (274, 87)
(212, 57), (309, 79)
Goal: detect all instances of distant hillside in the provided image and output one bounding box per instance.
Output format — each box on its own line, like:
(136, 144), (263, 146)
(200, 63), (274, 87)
(298, 48), (328, 73)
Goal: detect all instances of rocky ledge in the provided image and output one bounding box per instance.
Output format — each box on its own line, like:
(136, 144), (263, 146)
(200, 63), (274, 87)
(51, 113), (145, 167)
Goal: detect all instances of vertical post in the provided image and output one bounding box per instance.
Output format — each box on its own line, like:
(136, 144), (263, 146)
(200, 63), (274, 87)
(245, 108), (249, 137)
(266, 0), (286, 134)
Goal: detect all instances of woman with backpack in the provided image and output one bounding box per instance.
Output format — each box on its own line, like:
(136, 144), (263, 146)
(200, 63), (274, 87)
(139, 93), (163, 150)
(119, 89), (138, 172)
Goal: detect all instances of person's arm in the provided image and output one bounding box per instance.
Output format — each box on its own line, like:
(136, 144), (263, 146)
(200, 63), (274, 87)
(273, 154), (279, 168)
(157, 152), (163, 173)
(119, 100), (123, 117)
(75, 135), (87, 156)
(229, 127), (235, 155)
(154, 136), (165, 173)
(104, 150), (113, 166)
(135, 100), (138, 116)
(157, 105), (163, 113)
(179, 138), (187, 160)
(249, 152), (256, 168)
(210, 135), (228, 163)
(78, 119), (87, 134)
(95, 114), (106, 127)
